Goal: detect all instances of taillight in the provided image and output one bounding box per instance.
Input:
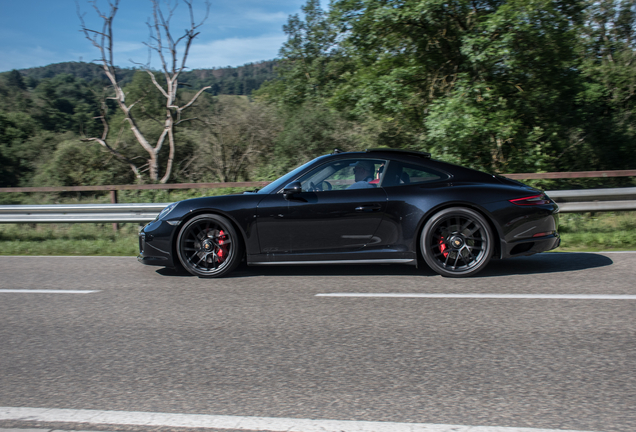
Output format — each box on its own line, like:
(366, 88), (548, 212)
(509, 194), (552, 206)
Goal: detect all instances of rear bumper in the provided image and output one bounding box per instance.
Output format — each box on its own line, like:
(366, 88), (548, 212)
(501, 233), (560, 258)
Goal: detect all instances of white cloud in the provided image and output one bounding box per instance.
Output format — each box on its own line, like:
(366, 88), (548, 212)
(185, 34), (286, 69)
(0, 46), (67, 71)
(112, 41), (146, 54)
(243, 11), (288, 23)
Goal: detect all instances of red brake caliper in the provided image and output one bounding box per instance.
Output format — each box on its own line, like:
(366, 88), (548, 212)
(439, 236), (448, 258)
(217, 230), (229, 262)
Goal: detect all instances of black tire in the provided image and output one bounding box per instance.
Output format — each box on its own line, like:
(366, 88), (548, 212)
(421, 207), (494, 277)
(176, 214), (244, 278)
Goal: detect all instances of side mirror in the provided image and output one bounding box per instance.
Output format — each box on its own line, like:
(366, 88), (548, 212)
(283, 181), (302, 199)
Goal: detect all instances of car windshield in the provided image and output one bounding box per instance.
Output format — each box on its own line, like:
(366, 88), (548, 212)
(257, 155), (328, 194)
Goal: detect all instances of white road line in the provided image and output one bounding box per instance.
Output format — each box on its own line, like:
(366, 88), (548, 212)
(0, 407), (599, 432)
(0, 290), (99, 294)
(316, 293), (636, 300)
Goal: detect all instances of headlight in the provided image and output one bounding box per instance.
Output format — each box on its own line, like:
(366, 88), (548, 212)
(155, 202), (178, 221)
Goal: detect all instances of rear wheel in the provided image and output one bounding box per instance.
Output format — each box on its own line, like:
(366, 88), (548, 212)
(176, 214), (243, 278)
(421, 207), (493, 277)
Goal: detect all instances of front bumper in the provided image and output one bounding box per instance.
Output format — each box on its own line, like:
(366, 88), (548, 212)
(138, 220), (177, 267)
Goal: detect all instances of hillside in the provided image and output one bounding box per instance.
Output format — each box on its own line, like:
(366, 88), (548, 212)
(15, 60), (278, 96)
(0, 60), (282, 190)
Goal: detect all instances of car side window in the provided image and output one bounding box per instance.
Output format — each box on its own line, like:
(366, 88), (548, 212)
(298, 159), (387, 192)
(382, 161), (444, 187)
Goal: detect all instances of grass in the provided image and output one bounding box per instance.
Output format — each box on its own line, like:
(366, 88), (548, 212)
(556, 211), (636, 252)
(0, 223), (139, 256)
(1, 212), (635, 256)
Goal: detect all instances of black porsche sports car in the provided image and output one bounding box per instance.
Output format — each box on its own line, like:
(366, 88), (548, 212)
(139, 149), (559, 278)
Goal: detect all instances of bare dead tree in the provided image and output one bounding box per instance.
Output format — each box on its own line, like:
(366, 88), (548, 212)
(78, 0), (211, 183)
(85, 96), (144, 181)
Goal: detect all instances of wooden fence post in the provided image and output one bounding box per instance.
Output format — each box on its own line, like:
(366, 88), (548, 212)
(110, 190), (118, 233)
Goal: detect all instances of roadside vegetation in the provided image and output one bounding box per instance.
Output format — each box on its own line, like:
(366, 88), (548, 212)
(557, 212), (636, 251)
(2, 0), (635, 192)
(1, 212), (635, 256)
(0, 223), (139, 256)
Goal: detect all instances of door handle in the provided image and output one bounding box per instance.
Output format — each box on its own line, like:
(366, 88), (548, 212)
(355, 204), (382, 212)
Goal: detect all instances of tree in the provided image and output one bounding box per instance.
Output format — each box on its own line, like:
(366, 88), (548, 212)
(6, 70), (27, 90)
(78, 0), (211, 183)
(420, 0), (586, 173)
(256, 0), (351, 107)
(32, 136), (134, 188)
(264, 0), (635, 174)
(33, 73), (102, 135)
(182, 96), (281, 183)
(575, 0), (636, 172)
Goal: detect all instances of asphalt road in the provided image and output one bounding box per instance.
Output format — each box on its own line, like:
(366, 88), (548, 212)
(0, 253), (635, 432)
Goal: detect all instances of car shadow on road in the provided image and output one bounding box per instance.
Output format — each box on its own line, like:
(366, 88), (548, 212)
(156, 263), (427, 278)
(156, 252), (613, 278)
(475, 252), (614, 278)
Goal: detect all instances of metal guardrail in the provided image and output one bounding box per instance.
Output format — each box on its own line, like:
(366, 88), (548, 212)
(558, 200), (636, 212)
(547, 187), (636, 201)
(548, 187), (636, 213)
(0, 188), (635, 223)
(0, 203), (171, 224)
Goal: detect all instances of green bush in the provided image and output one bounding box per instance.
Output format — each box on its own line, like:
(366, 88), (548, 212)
(557, 212), (636, 251)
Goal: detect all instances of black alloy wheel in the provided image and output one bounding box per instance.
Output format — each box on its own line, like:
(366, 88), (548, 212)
(421, 207), (494, 277)
(176, 214), (243, 277)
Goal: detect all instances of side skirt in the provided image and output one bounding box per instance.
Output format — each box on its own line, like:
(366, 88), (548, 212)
(249, 259), (416, 266)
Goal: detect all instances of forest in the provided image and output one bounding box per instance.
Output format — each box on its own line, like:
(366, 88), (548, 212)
(1, 0), (635, 199)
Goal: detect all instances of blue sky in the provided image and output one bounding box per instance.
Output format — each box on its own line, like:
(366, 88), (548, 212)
(0, 0), (308, 72)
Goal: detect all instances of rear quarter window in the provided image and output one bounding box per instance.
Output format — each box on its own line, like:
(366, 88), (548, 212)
(382, 161), (447, 187)
(403, 166), (442, 183)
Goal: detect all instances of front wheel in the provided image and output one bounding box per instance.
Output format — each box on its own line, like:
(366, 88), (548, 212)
(421, 207), (494, 277)
(176, 214), (243, 278)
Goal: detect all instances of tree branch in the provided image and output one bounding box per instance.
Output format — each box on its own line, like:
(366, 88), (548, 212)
(179, 85), (212, 111)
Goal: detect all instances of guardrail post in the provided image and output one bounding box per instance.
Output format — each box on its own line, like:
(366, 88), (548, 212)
(110, 190), (118, 233)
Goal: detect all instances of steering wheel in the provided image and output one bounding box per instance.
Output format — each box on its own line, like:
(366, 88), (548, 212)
(308, 181), (332, 192)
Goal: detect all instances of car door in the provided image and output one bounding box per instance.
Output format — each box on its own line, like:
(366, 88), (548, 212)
(255, 158), (389, 256)
(287, 187), (388, 253)
(255, 192), (294, 254)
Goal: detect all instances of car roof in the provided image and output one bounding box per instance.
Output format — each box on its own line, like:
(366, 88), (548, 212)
(365, 148), (432, 158)
(332, 148), (431, 159)
(329, 148), (501, 183)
